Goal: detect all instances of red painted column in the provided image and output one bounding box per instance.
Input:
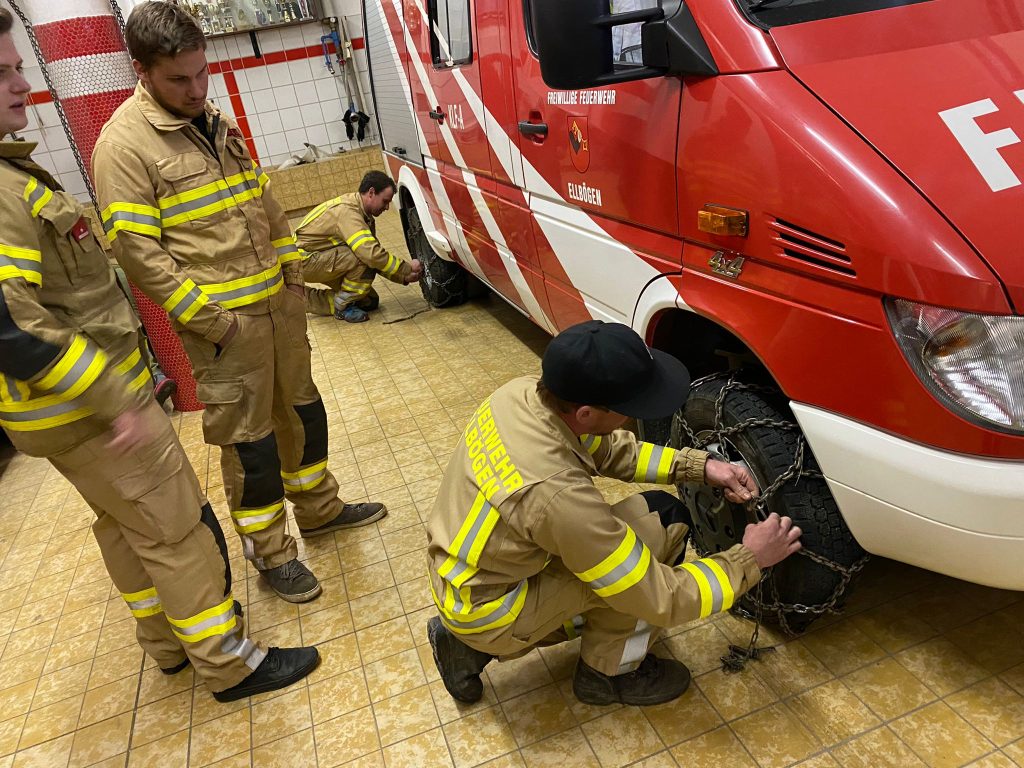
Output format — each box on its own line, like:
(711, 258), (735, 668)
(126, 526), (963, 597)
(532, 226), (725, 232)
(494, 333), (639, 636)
(20, 0), (203, 411)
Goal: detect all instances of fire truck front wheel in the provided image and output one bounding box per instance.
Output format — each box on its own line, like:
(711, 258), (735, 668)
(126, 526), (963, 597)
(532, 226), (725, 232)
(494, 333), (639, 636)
(404, 207), (468, 308)
(671, 377), (867, 634)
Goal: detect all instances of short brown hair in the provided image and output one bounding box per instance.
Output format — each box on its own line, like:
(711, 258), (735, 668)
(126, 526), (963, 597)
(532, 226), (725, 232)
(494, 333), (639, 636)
(0, 8), (14, 35)
(125, 1), (206, 70)
(359, 170), (396, 195)
(536, 380), (583, 414)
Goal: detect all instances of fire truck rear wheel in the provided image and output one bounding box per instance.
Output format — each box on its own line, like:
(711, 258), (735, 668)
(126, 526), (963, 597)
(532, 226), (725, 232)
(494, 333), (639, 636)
(405, 207), (468, 308)
(670, 378), (866, 633)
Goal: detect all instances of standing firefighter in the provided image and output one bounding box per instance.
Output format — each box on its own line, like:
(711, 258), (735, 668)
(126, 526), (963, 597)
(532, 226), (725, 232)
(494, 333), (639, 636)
(427, 321), (802, 705)
(0, 9), (318, 702)
(93, 1), (387, 604)
(296, 171), (422, 322)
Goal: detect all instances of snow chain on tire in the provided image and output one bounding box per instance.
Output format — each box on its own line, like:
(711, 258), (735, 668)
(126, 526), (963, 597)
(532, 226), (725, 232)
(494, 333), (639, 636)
(407, 210), (466, 307)
(672, 371), (871, 670)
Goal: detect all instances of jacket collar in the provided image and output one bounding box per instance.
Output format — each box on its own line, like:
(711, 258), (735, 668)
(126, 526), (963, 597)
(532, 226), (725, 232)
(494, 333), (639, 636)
(134, 81), (219, 132)
(524, 378), (597, 468)
(0, 139), (37, 160)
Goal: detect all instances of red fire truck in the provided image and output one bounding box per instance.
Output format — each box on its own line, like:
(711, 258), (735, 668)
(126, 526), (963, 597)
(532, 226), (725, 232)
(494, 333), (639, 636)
(361, 0), (1024, 627)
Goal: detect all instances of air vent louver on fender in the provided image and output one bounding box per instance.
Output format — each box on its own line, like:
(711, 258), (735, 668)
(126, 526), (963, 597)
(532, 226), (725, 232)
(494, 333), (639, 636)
(768, 218), (855, 278)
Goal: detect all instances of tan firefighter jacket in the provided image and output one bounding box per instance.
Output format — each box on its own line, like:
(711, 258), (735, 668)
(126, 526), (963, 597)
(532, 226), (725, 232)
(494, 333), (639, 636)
(92, 83), (302, 345)
(0, 140), (150, 457)
(427, 376), (763, 636)
(295, 192), (412, 290)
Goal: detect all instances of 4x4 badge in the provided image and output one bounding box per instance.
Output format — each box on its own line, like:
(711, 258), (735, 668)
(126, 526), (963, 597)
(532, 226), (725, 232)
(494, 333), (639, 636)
(709, 251), (745, 279)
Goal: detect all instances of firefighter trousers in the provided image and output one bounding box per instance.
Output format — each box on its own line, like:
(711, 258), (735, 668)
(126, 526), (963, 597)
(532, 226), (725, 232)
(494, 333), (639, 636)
(458, 491), (690, 678)
(179, 291), (343, 570)
(48, 399), (264, 692)
(302, 248), (377, 316)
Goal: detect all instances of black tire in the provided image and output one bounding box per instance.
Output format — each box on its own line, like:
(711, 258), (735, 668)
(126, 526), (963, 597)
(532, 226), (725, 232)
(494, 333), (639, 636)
(672, 378), (866, 633)
(403, 206), (468, 308)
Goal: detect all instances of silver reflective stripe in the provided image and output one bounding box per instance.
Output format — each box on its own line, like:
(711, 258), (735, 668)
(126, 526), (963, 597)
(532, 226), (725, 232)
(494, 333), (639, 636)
(440, 497), (496, 589)
(616, 619), (652, 674)
(641, 444), (666, 482)
(122, 355), (148, 383)
(3, 376), (23, 402)
(26, 182), (48, 210)
(204, 269), (282, 304)
(241, 535), (267, 570)
(168, 284), (206, 321)
(126, 595), (161, 612)
(232, 506), (283, 528)
(49, 346), (101, 395)
(221, 629), (268, 671)
(581, 434), (599, 452)
(445, 580), (525, 629)
(173, 604), (235, 638)
(688, 559), (725, 614)
(0, 253), (42, 275)
(585, 536), (645, 591)
(102, 209), (161, 233)
(282, 468), (326, 490)
(0, 398), (83, 423)
(161, 175), (260, 220)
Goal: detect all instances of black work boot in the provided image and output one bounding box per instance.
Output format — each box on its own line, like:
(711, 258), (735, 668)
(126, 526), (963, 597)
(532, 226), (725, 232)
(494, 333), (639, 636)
(260, 558), (322, 603)
(160, 658), (191, 675)
(573, 654), (691, 706)
(213, 646), (320, 702)
(298, 503), (388, 538)
(427, 616), (493, 703)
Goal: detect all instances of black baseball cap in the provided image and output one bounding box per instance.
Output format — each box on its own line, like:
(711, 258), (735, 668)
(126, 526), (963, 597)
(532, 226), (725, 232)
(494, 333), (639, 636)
(541, 321), (691, 420)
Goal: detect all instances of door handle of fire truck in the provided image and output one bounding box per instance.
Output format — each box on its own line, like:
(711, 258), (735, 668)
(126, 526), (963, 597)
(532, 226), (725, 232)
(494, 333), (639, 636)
(518, 120), (548, 137)
(428, 109), (445, 122)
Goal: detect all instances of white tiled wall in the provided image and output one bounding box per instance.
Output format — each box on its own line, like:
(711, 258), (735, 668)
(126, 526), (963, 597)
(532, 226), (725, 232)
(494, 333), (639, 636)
(7, 7), (378, 200)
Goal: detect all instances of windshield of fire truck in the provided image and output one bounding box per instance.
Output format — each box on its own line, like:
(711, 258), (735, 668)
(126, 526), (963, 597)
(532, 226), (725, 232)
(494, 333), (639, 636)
(742, 0), (930, 27)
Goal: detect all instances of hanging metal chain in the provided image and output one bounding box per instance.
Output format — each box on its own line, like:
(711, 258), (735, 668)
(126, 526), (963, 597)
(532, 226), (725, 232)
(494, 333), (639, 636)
(6, 1), (98, 206)
(673, 371), (871, 668)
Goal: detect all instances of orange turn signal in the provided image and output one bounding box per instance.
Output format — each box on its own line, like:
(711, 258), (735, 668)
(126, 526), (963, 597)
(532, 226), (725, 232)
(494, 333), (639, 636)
(698, 205), (748, 237)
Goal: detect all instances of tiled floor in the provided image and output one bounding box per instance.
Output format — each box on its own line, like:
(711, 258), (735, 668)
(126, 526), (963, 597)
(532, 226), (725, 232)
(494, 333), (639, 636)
(1, 210), (1023, 767)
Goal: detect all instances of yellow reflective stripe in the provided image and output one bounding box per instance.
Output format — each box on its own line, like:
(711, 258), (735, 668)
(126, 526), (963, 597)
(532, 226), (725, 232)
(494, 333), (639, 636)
(230, 502), (285, 534)
(575, 527), (636, 584)
(158, 170), (262, 227)
(702, 558), (735, 612)
(37, 336), (107, 400)
(0, 405), (92, 431)
(273, 236), (301, 264)
(345, 228), (372, 247)
(574, 526), (652, 598)
(121, 587), (162, 619)
(162, 279), (209, 324)
(298, 198), (337, 228)
(430, 579), (528, 635)
(380, 253), (400, 278)
(678, 562), (714, 618)
(677, 558), (734, 618)
(580, 434), (602, 455)
(23, 177), (53, 217)
(166, 596), (237, 643)
(634, 443), (655, 483)
(115, 349), (153, 392)
(199, 265), (283, 309)
(101, 202), (162, 241)
(563, 619), (578, 640)
(0, 376), (30, 402)
(437, 489), (500, 590)
(349, 234), (375, 252)
(158, 170), (253, 208)
(634, 443), (676, 484)
(281, 459), (329, 492)
(0, 243), (43, 285)
(114, 348), (141, 375)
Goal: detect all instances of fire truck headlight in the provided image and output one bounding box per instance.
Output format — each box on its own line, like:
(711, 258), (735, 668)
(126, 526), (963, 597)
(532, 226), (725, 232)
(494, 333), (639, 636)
(886, 298), (1024, 433)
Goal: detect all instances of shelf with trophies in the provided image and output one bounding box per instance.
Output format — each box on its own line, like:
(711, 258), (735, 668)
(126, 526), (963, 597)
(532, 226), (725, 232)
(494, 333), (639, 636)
(177, 0), (322, 37)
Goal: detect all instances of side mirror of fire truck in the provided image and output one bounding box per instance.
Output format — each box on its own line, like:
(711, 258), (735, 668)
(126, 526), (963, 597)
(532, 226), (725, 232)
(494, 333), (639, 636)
(529, 0), (718, 90)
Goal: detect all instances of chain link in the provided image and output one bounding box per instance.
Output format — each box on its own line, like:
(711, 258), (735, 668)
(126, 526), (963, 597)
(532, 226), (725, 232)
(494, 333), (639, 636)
(673, 371), (871, 668)
(408, 210), (464, 302)
(7, 1), (98, 207)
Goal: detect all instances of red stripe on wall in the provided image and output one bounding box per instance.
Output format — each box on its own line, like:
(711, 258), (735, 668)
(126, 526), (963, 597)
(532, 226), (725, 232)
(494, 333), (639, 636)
(27, 90), (53, 105)
(207, 38), (353, 74)
(33, 15), (126, 60)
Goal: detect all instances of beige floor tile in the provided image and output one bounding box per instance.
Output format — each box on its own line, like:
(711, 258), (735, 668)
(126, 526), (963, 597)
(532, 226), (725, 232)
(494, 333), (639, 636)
(4, 649), (48, 685)
(88, 646), (144, 690)
(10, 732), (74, 768)
(32, 661), (93, 709)
(188, 708), (251, 767)
(443, 705), (519, 768)
(300, 574), (349, 618)
(301, 602), (355, 646)
(850, 601), (938, 653)
(0, 715), (25, 758)
(661, 623), (734, 677)
(500, 682), (576, 748)
(788, 680), (880, 747)
(580, 707), (664, 768)
(842, 657), (937, 720)
(357, 617), (415, 664)
(0, 681), (36, 720)
(890, 702), (993, 768)
(895, 638), (991, 697)
(669, 726), (757, 768)
(365, 648), (426, 702)
(802, 621), (887, 676)
(18, 694), (83, 750)
(754, 640), (834, 699)
(345, 562), (397, 600)
(350, 587), (406, 631)
(1003, 738), (1024, 764)
(137, 665), (195, 707)
(309, 668), (370, 724)
(947, 678), (1024, 747)
(429, 678), (499, 725)
(131, 690), (193, 748)
(248, 597), (300, 634)
(78, 675), (138, 727)
(832, 726), (927, 767)
(382, 727), (453, 768)
(626, 753), (678, 768)
(732, 704), (821, 768)
(314, 705), (381, 768)
(947, 613), (1024, 675)
(966, 753), (1018, 768)
(68, 712), (132, 768)
(641, 685), (722, 748)
(695, 667), (777, 721)
(373, 684), (440, 747)
(252, 728), (318, 768)
(191, 685), (248, 727)
(520, 728), (599, 768)
(340, 539), (389, 573)
(309, 632), (362, 681)
(251, 686), (312, 746)
(486, 652), (553, 703)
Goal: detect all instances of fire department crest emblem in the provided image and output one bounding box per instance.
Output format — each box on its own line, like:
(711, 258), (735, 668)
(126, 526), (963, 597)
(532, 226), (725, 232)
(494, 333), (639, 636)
(568, 116), (590, 173)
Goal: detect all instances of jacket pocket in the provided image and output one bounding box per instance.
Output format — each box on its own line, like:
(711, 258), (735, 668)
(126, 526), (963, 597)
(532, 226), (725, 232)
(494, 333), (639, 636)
(156, 152), (232, 231)
(36, 191), (107, 280)
(195, 378), (248, 445)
